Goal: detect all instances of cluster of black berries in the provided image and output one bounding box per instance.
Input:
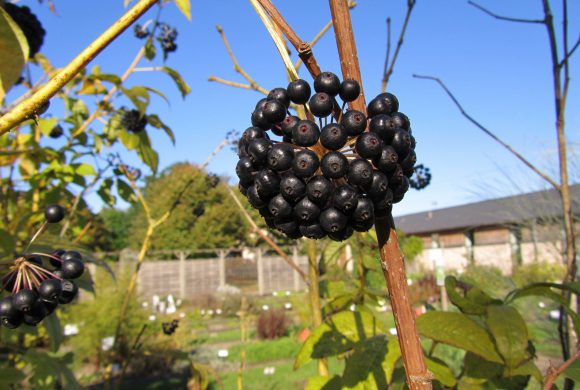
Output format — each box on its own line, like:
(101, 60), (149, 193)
(157, 23), (177, 56)
(49, 124), (64, 139)
(192, 202), (205, 217)
(410, 164), (431, 190)
(162, 319), (179, 335)
(4, 3), (46, 57)
(0, 205), (83, 329)
(121, 109), (148, 133)
(236, 72), (418, 241)
(205, 174), (220, 189)
(134, 23), (149, 39)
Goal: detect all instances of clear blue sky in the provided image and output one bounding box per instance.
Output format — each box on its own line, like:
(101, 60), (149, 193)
(9, 0), (580, 216)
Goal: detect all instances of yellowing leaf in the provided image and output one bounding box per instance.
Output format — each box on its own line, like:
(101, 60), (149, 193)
(175, 0), (191, 20)
(0, 7), (29, 102)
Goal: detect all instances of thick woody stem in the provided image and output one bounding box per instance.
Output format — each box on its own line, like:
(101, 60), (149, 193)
(328, 0), (431, 388)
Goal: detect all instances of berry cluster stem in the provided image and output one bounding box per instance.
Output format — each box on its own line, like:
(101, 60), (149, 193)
(328, 1), (432, 388)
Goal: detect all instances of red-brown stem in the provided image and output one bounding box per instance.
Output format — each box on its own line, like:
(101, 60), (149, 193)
(329, 1), (432, 388)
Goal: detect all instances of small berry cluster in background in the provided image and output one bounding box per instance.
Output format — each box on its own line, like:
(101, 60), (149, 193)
(236, 71), (419, 241)
(0, 205), (84, 329)
(133, 22), (178, 58)
(162, 319), (179, 335)
(3, 3), (46, 57)
(121, 109), (148, 133)
(410, 164), (431, 190)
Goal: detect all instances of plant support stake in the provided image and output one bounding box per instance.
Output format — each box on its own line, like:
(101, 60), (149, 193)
(328, 0), (432, 388)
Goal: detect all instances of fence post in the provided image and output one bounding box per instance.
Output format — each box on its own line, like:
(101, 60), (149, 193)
(257, 247), (264, 296)
(218, 250), (226, 288)
(178, 251), (186, 300)
(292, 246), (301, 291)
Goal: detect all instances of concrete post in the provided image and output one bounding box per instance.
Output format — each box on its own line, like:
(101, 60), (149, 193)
(257, 248), (264, 296)
(178, 251), (186, 300)
(218, 250), (226, 288)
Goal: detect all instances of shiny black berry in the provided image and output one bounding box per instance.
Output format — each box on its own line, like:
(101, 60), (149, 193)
(341, 110), (367, 136)
(45, 204), (65, 223)
(251, 109), (272, 130)
(367, 171), (390, 200)
(373, 145), (399, 173)
(59, 280), (78, 304)
(49, 125), (64, 139)
(292, 120), (320, 147)
(262, 100), (287, 124)
(369, 114), (397, 143)
(0, 296), (23, 329)
(38, 279), (62, 303)
(248, 138), (273, 164)
(306, 176), (332, 205)
(299, 223), (326, 239)
(268, 195), (293, 219)
(293, 197), (321, 223)
(355, 132), (383, 159)
(321, 151), (348, 179)
(255, 169), (280, 198)
(267, 87), (290, 108)
(280, 116), (299, 138)
(320, 123), (347, 150)
(309, 93), (333, 118)
(280, 174), (306, 203)
(13, 289), (38, 312)
(292, 150), (319, 178)
(61, 258), (84, 280)
(314, 72), (340, 96)
(287, 79), (311, 104)
(122, 110), (147, 133)
(367, 93), (399, 117)
(320, 207), (348, 233)
(347, 158), (373, 187)
(339, 79), (360, 102)
(333, 185), (359, 214)
(267, 144), (294, 171)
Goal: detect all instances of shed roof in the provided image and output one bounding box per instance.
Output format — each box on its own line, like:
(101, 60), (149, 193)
(394, 184), (580, 235)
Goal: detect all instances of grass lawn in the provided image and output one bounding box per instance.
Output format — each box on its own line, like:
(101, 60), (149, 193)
(225, 336), (302, 364)
(215, 358), (344, 390)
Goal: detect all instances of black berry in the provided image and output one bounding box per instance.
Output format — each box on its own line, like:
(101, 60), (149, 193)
(321, 151), (348, 179)
(45, 204), (65, 223)
(287, 79), (311, 104)
(314, 72), (340, 96)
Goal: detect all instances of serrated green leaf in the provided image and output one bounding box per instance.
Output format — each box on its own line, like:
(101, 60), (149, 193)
(175, 0), (191, 20)
(147, 114), (175, 145)
(43, 314), (62, 352)
(0, 367), (25, 387)
(0, 229), (15, 257)
(295, 310), (385, 369)
(116, 178), (137, 204)
(417, 311), (503, 363)
(486, 305), (529, 367)
(0, 7), (29, 102)
(121, 86), (150, 114)
(161, 66), (191, 98)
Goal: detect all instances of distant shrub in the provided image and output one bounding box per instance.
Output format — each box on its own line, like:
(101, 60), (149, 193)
(459, 265), (514, 298)
(512, 262), (566, 287)
(256, 309), (289, 340)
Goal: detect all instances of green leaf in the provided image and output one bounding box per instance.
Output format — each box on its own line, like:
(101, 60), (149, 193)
(507, 360), (543, 382)
(144, 37), (156, 60)
(175, 0), (192, 20)
(73, 163), (96, 176)
(121, 86), (150, 114)
(417, 311), (503, 363)
(383, 337), (402, 383)
(97, 178), (116, 206)
(426, 356), (457, 387)
(295, 310), (385, 369)
(445, 276), (499, 315)
(342, 335), (390, 389)
(486, 305), (529, 367)
(0, 367), (25, 387)
(0, 7), (29, 102)
(43, 314), (62, 352)
(147, 114), (175, 145)
(161, 66), (191, 98)
(564, 359), (580, 382)
(38, 118), (58, 137)
(0, 229), (16, 256)
(116, 179), (138, 204)
(118, 129), (140, 150)
(136, 131), (159, 173)
(463, 352), (503, 379)
(305, 376), (343, 390)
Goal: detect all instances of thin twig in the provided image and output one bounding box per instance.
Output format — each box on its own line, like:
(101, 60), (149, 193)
(208, 77), (263, 93)
(0, 0), (159, 134)
(381, 0), (416, 92)
(413, 74), (560, 189)
(468, 1), (545, 24)
(543, 350), (580, 390)
(226, 186), (308, 282)
(215, 25), (268, 95)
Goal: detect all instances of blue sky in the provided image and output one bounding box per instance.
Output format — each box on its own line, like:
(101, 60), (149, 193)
(9, 0), (580, 216)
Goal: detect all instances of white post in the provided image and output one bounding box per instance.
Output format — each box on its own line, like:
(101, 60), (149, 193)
(178, 251), (186, 300)
(218, 250), (226, 288)
(257, 248), (264, 296)
(293, 246), (301, 291)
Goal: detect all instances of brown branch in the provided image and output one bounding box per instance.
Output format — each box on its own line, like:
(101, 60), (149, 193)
(413, 74), (560, 190)
(468, 1), (545, 24)
(256, 0), (322, 79)
(543, 350), (580, 390)
(215, 25), (267, 94)
(226, 186), (308, 282)
(329, 0), (430, 388)
(559, 36), (580, 68)
(381, 0), (416, 92)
